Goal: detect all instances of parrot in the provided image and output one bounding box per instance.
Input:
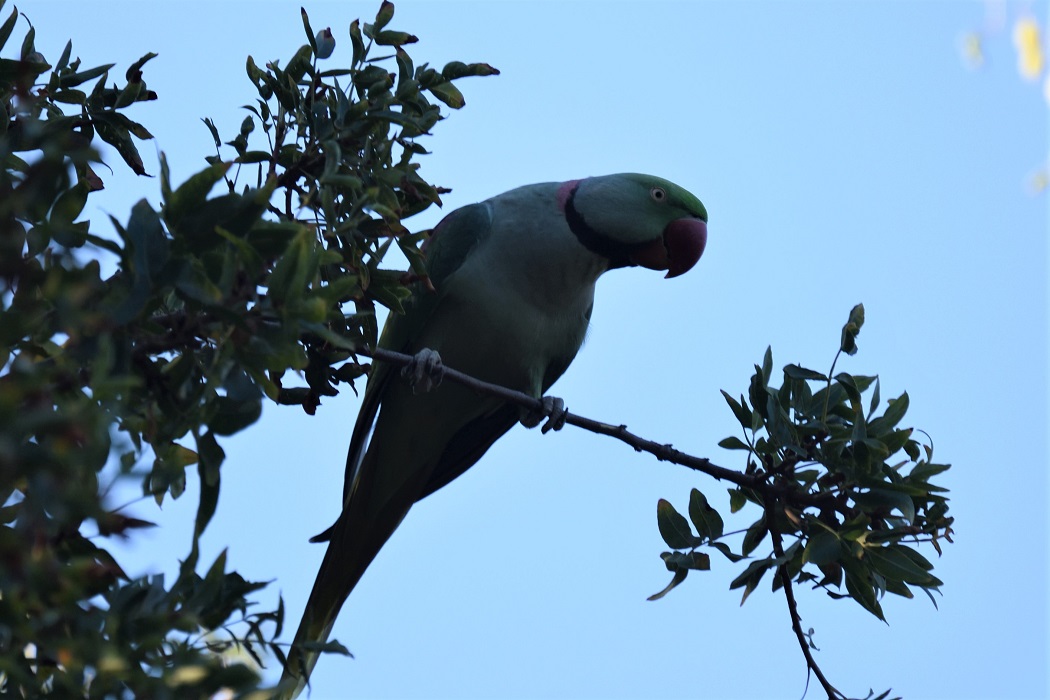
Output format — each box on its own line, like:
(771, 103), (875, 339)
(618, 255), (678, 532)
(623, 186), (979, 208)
(278, 173), (708, 698)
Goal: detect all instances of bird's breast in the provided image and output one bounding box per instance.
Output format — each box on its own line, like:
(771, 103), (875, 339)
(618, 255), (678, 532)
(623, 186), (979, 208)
(420, 258), (595, 397)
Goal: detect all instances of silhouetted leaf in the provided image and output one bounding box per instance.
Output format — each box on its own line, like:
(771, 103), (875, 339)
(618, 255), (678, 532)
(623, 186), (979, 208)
(688, 489), (724, 540)
(656, 499), (702, 549)
(647, 568), (688, 602)
(741, 518), (768, 556)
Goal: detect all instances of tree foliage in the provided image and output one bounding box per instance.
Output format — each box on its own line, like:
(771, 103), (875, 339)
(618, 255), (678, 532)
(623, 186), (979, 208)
(0, 1), (953, 699)
(0, 1), (495, 695)
(650, 306), (953, 699)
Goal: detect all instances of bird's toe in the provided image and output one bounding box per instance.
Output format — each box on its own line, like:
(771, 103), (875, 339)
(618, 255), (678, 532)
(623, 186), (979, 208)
(402, 348), (444, 393)
(520, 396), (568, 433)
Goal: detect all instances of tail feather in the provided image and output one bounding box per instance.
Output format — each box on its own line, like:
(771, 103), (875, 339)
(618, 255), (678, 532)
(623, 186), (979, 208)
(276, 543), (363, 700)
(276, 489), (415, 699)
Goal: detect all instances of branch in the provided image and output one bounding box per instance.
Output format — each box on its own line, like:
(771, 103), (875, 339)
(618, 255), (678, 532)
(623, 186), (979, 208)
(361, 346), (843, 514)
(366, 346), (735, 468)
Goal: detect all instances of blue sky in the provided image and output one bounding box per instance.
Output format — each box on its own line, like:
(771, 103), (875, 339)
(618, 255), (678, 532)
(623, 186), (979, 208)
(17, 1), (1049, 698)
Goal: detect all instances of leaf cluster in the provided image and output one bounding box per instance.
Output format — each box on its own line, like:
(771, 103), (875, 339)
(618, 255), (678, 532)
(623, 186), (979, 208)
(0, 1), (494, 695)
(198, 1), (498, 414)
(651, 305), (954, 696)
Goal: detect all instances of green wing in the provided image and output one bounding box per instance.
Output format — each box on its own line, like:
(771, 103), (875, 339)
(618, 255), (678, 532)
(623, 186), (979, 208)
(311, 203), (492, 542)
(411, 300), (591, 501)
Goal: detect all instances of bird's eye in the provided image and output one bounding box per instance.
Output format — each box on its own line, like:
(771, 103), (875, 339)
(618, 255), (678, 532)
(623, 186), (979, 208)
(650, 187), (666, 202)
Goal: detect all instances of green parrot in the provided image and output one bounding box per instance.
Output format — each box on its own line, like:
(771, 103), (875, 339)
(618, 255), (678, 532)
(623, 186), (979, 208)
(279, 173), (708, 697)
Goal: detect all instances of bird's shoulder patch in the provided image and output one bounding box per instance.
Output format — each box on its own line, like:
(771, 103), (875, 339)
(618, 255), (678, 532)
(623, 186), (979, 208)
(424, 202), (492, 291)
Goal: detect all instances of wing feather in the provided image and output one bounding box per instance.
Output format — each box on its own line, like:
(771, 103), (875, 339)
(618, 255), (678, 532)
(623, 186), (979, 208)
(311, 202), (493, 541)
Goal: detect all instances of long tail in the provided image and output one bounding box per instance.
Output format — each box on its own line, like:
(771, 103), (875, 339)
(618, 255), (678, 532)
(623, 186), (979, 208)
(276, 377), (457, 697)
(275, 493), (414, 699)
(274, 540), (368, 699)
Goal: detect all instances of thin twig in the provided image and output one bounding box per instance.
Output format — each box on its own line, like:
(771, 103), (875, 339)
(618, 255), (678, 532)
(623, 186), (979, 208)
(766, 502), (843, 700)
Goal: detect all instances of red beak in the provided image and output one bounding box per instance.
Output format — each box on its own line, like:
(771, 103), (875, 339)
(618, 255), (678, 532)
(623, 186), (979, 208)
(629, 218), (708, 278)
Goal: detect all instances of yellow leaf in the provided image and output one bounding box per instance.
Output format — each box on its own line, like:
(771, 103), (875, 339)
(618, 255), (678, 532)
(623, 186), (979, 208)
(171, 444), (199, 468)
(1013, 17), (1044, 81)
(168, 665), (208, 686)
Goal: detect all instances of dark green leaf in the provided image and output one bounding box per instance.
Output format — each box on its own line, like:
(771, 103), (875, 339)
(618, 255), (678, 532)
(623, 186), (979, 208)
(709, 541), (745, 562)
(194, 455), (220, 540)
(299, 322), (361, 352)
(717, 436), (750, 451)
(52, 88), (87, 104)
(687, 489), (724, 540)
(836, 372), (862, 405)
(728, 488), (747, 513)
(0, 5), (18, 51)
(869, 392), (910, 435)
(57, 62), (115, 89)
(741, 518), (767, 556)
(239, 115), (255, 139)
(126, 198), (170, 277)
(269, 229), (318, 305)
(246, 56), (275, 99)
(840, 303), (865, 355)
(784, 364), (828, 381)
(896, 545), (935, 572)
(19, 23), (34, 60)
(208, 396), (262, 436)
(196, 430), (226, 480)
(647, 568), (688, 602)
(868, 377), (881, 418)
(349, 20), (366, 66)
(201, 116), (222, 148)
(373, 0), (395, 31)
(99, 110), (153, 140)
(661, 550), (711, 572)
(720, 389), (752, 430)
(55, 40), (72, 72)
(441, 61), (501, 79)
(237, 150), (272, 164)
(908, 460), (950, 483)
(656, 499), (702, 549)
(878, 427), (913, 457)
(729, 558), (772, 604)
(884, 577), (914, 599)
(174, 259), (222, 305)
(427, 81), (465, 108)
(853, 488), (915, 524)
(843, 558), (885, 621)
(803, 530), (841, 567)
(301, 7), (317, 52)
(864, 545), (938, 586)
(164, 161), (232, 230)
(94, 117), (146, 175)
(299, 639), (353, 656)
(51, 182), (89, 224)
(374, 30), (418, 46)
(124, 51), (158, 81)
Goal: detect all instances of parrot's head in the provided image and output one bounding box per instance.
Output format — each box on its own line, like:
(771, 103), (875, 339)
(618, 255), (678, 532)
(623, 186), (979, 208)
(557, 173), (708, 278)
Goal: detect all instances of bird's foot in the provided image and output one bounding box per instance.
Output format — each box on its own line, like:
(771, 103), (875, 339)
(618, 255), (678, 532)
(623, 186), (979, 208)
(520, 396), (568, 434)
(402, 348), (444, 393)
